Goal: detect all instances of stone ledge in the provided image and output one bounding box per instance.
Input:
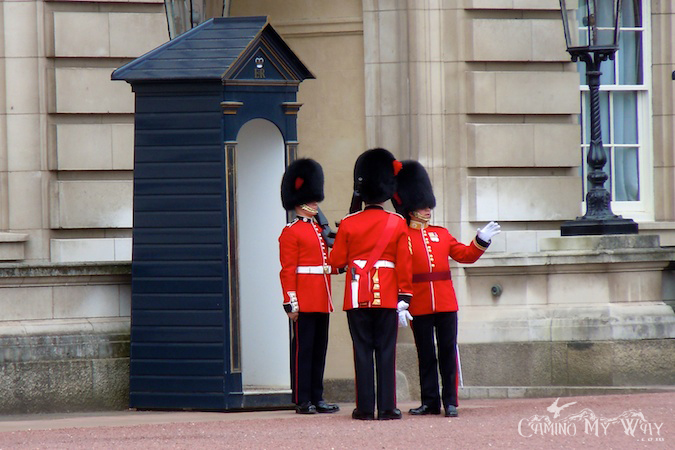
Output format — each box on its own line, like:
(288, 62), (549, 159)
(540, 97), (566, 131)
(0, 262), (131, 278)
(0, 317), (130, 338)
(0, 262), (131, 289)
(0, 233), (29, 261)
(639, 222), (675, 246)
(459, 385), (675, 400)
(541, 234), (661, 251)
(469, 248), (675, 271)
(0, 328), (130, 363)
(459, 303), (675, 342)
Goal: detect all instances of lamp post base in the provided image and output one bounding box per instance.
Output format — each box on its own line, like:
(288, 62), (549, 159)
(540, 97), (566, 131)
(560, 217), (639, 236)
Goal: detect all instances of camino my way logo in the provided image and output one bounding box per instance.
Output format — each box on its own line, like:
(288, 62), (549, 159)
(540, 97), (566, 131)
(518, 398), (665, 441)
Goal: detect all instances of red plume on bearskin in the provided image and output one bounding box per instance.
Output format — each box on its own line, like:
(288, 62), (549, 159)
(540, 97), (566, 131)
(281, 158), (324, 210)
(392, 160), (436, 221)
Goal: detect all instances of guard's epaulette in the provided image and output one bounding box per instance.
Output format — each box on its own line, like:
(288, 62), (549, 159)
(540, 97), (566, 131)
(285, 218), (300, 228)
(340, 210), (364, 220)
(386, 210), (406, 221)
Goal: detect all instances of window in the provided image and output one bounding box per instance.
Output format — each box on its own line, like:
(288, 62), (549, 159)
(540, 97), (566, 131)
(578, 0), (652, 221)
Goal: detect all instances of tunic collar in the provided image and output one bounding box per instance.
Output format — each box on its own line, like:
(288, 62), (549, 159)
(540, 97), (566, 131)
(409, 219), (429, 230)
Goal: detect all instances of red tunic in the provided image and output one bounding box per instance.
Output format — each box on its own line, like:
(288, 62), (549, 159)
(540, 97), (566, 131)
(408, 224), (486, 316)
(330, 207), (413, 310)
(279, 217), (333, 313)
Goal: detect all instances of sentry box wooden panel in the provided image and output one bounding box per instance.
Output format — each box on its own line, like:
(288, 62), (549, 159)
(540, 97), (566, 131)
(112, 17), (313, 411)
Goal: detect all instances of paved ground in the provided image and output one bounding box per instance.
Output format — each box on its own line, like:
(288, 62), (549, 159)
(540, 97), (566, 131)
(0, 392), (672, 449)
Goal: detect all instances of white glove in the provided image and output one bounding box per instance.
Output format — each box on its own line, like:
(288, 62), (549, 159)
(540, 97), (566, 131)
(477, 221), (501, 243)
(398, 310), (413, 327)
(285, 291), (299, 313)
(397, 300), (409, 312)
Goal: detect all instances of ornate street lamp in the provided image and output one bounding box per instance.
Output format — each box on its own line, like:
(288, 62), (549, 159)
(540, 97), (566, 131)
(164, 0), (228, 38)
(559, 0), (638, 236)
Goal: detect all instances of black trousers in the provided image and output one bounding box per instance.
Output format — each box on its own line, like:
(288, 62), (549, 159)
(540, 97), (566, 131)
(410, 311), (459, 408)
(346, 308), (398, 414)
(290, 312), (330, 405)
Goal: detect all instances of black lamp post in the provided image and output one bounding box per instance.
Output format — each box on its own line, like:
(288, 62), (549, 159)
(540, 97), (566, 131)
(164, 0), (228, 38)
(559, 0), (638, 236)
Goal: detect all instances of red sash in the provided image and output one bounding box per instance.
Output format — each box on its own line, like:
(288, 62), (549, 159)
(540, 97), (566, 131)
(352, 214), (398, 306)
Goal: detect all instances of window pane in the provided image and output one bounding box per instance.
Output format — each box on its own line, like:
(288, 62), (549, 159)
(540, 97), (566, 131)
(618, 31), (643, 85)
(581, 91), (610, 145)
(600, 91), (610, 144)
(612, 92), (638, 144)
(583, 146), (611, 198)
(577, 60), (586, 85)
(599, 59), (616, 85)
(621, 0), (642, 27)
(577, 20), (589, 47)
(576, 0), (645, 209)
(595, 0), (616, 28)
(614, 147), (640, 201)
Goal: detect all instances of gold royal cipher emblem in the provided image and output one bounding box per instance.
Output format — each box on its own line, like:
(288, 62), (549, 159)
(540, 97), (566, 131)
(254, 56), (265, 79)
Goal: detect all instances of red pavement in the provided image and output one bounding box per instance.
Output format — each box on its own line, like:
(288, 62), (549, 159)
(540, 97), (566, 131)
(0, 392), (673, 449)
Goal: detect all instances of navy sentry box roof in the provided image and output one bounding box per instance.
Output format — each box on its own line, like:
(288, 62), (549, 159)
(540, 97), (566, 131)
(112, 16), (313, 411)
(112, 16), (313, 82)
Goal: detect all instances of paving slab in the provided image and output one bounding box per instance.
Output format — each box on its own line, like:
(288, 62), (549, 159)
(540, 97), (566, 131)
(0, 392), (672, 449)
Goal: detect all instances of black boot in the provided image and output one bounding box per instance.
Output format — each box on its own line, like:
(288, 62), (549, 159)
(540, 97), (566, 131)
(409, 405), (441, 415)
(295, 401), (317, 414)
(315, 401), (340, 413)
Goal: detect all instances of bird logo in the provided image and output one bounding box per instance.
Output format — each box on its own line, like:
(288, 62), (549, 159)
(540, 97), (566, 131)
(547, 398), (578, 418)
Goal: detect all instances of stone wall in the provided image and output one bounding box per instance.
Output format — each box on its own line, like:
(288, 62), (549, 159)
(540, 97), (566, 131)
(0, 263), (131, 413)
(0, 324), (129, 414)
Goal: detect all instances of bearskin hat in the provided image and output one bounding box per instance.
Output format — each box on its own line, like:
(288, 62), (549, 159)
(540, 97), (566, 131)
(280, 158), (324, 210)
(392, 160), (436, 220)
(353, 148), (402, 205)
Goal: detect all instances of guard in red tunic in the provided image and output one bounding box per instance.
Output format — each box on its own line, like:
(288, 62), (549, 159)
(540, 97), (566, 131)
(393, 160), (500, 418)
(279, 158), (339, 415)
(331, 148), (413, 421)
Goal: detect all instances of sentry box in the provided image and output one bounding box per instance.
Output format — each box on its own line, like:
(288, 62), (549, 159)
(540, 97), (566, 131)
(113, 17), (314, 411)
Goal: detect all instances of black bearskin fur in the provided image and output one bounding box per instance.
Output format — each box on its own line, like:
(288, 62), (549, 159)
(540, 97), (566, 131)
(392, 160), (436, 220)
(353, 148), (397, 204)
(280, 158), (324, 210)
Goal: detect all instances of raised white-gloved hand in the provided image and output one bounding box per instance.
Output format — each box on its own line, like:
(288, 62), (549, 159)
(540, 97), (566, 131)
(398, 309), (413, 327)
(477, 221), (501, 243)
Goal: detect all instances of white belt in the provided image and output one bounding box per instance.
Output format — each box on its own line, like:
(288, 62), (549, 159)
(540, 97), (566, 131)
(352, 260), (395, 269)
(351, 260), (395, 308)
(296, 265), (331, 274)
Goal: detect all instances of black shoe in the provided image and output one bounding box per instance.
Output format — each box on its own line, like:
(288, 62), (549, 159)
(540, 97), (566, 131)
(351, 408), (375, 420)
(378, 408), (402, 420)
(296, 402), (317, 414)
(315, 401), (340, 413)
(445, 405), (458, 417)
(409, 405), (441, 415)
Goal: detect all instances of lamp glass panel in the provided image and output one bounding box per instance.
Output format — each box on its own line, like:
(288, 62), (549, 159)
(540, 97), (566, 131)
(577, 0), (621, 48)
(165, 0), (191, 38)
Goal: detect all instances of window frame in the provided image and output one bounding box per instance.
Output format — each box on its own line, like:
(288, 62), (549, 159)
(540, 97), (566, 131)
(578, 0), (653, 222)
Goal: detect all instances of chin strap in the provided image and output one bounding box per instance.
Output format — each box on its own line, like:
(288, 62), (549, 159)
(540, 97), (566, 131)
(411, 211), (430, 223)
(300, 204), (318, 214)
